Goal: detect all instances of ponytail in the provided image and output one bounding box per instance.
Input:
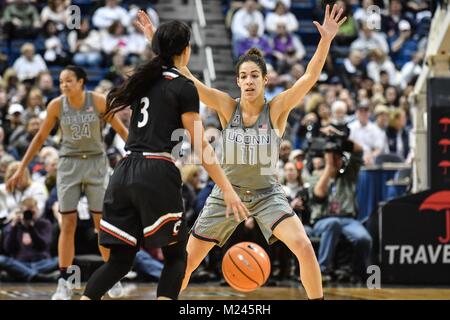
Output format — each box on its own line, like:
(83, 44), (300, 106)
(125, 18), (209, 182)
(104, 55), (171, 120)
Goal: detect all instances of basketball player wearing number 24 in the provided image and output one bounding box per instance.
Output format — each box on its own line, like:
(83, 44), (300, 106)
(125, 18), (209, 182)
(140, 4), (346, 300)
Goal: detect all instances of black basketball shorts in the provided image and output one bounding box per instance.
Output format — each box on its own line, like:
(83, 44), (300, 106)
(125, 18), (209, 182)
(99, 152), (187, 248)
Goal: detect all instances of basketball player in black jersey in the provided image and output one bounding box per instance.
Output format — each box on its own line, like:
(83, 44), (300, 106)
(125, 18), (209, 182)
(81, 20), (248, 300)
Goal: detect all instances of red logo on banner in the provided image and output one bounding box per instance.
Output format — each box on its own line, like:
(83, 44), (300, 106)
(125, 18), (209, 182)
(439, 161), (450, 175)
(439, 118), (450, 133)
(439, 139), (450, 154)
(419, 191), (450, 243)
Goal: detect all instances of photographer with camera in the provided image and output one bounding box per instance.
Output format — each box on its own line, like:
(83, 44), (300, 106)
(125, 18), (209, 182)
(0, 197), (58, 282)
(307, 125), (372, 283)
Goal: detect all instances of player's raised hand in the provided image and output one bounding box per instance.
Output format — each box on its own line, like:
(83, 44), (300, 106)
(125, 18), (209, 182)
(313, 4), (347, 42)
(134, 9), (155, 43)
(223, 189), (250, 222)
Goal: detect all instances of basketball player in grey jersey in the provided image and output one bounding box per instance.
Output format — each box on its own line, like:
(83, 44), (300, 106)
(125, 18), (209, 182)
(7, 66), (129, 300)
(145, 4), (347, 299)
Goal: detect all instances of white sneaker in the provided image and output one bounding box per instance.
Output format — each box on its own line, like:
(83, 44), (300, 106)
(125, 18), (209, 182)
(51, 278), (73, 300)
(107, 281), (124, 299)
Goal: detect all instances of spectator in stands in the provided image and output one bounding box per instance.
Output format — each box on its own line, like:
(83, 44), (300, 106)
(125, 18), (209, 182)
(68, 18), (102, 68)
(282, 161), (310, 224)
(104, 52), (128, 86)
(101, 21), (129, 59)
(372, 104), (389, 151)
(40, 0), (68, 31)
(264, 1), (298, 34)
(333, 0), (357, 47)
(4, 103), (24, 146)
(308, 132), (371, 282)
(265, 70), (284, 101)
(338, 89), (356, 117)
(1, 0), (41, 40)
(0, 162), (48, 219)
(382, 0), (413, 37)
(337, 49), (365, 93)
(23, 88), (45, 121)
(93, 0), (130, 30)
(279, 62), (304, 88)
(259, 0), (290, 11)
(0, 197), (58, 282)
(350, 21), (389, 57)
(348, 103), (383, 165)
(231, 0), (265, 40)
(353, 0), (378, 29)
(385, 85), (399, 109)
(388, 19), (419, 69)
(12, 43), (48, 83)
(36, 71), (58, 104)
(385, 108), (410, 161)
(330, 100), (348, 127)
(2, 69), (20, 100)
(235, 22), (272, 59)
(276, 140), (292, 181)
(39, 20), (70, 66)
(271, 23), (305, 74)
(366, 48), (398, 86)
(0, 153), (15, 185)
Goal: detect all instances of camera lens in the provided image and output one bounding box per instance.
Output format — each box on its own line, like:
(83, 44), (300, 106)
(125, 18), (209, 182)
(23, 210), (33, 221)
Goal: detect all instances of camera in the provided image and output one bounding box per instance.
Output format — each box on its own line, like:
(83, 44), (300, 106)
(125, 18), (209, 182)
(23, 210), (34, 221)
(306, 123), (351, 157)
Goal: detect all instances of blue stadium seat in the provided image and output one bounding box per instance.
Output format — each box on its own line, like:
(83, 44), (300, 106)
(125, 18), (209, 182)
(0, 40), (8, 55)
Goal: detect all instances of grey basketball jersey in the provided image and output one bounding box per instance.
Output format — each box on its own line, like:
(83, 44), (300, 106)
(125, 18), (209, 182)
(59, 91), (104, 157)
(221, 101), (281, 189)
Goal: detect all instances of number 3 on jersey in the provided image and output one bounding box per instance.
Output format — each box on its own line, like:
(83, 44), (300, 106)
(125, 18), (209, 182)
(137, 97), (150, 128)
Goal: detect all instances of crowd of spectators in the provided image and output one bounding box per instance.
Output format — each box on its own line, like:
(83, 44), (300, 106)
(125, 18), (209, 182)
(0, 0), (431, 286)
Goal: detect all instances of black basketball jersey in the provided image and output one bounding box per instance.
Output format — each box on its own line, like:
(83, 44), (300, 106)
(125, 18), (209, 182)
(125, 67), (199, 153)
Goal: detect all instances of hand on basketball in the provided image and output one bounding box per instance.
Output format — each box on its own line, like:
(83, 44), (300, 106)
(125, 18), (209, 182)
(135, 9), (155, 43)
(313, 4), (347, 42)
(223, 189), (250, 222)
(5, 169), (24, 193)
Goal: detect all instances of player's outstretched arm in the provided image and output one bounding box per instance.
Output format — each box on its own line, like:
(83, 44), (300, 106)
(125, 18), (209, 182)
(182, 111), (250, 222)
(178, 66), (235, 117)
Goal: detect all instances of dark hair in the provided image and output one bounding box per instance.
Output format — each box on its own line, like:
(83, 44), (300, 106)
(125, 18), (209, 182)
(62, 65), (88, 87)
(104, 20), (191, 119)
(235, 48), (267, 77)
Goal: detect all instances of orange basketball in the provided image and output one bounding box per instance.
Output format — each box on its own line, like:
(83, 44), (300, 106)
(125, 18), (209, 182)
(222, 242), (271, 292)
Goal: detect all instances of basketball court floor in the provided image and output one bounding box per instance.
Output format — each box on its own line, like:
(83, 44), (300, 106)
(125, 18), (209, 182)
(1, 282), (449, 300)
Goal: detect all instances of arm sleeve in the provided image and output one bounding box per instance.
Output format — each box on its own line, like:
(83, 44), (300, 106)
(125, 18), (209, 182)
(177, 81), (200, 114)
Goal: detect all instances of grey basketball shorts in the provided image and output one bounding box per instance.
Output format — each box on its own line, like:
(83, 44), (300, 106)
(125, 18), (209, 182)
(57, 154), (108, 213)
(191, 184), (294, 247)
